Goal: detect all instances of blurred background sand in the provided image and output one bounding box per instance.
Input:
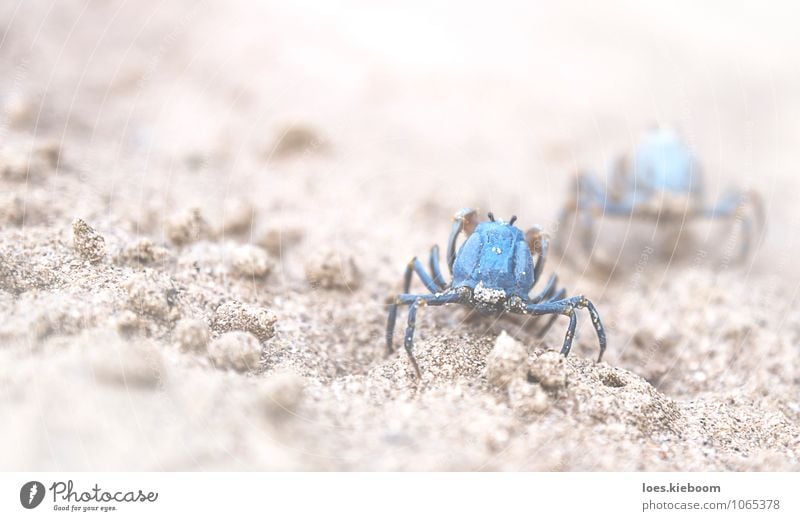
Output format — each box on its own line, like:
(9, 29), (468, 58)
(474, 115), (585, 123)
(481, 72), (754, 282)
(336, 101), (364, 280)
(1, 0), (799, 470)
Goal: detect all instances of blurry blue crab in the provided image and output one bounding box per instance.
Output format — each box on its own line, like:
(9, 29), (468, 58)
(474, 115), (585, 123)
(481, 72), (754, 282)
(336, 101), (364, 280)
(386, 209), (606, 379)
(555, 128), (764, 267)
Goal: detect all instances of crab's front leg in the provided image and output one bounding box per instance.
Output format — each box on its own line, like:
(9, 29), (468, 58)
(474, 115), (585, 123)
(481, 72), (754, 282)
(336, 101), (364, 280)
(386, 291), (462, 378)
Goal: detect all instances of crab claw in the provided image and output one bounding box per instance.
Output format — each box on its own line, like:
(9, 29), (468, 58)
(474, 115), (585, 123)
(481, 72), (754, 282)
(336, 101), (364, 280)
(446, 208), (479, 274)
(453, 208), (479, 234)
(525, 225), (548, 256)
(525, 225), (550, 282)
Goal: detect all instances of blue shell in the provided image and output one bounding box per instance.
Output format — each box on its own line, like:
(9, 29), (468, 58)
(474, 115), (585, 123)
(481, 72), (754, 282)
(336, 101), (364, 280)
(451, 221), (534, 297)
(632, 129), (700, 194)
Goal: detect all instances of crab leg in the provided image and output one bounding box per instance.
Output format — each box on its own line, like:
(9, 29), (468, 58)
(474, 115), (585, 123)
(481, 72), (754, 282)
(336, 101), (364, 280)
(403, 298), (424, 378)
(428, 245), (447, 289)
(535, 288), (567, 338)
(402, 257), (441, 293)
(552, 205), (575, 257)
(738, 213), (753, 263)
(524, 295), (607, 362)
(386, 257), (446, 357)
(386, 292), (461, 377)
(530, 273), (558, 303)
(554, 172), (613, 259)
(702, 189), (765, 263)
(579, 207), (599, 261)
(579, 171), (609, 201)
(523, 276), (561, 334)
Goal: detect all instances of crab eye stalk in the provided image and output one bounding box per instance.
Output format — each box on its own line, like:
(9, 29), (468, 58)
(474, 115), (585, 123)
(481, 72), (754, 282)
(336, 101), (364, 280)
(488, 212), (495, 222)
(509, 215), (517, 225)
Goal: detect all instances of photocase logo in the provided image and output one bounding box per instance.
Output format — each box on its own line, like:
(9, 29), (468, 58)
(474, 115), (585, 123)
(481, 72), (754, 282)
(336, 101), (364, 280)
(20, 481), (45, 509)
(17, 479), (159, 512)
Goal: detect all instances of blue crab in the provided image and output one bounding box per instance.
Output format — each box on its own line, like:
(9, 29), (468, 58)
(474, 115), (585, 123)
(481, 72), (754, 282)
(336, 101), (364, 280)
(556, 128), (764, 266)
(386, 209), (606, 378)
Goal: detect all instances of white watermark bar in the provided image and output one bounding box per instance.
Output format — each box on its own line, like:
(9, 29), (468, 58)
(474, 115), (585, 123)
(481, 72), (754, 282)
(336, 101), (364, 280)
(1, 473), (796, 520)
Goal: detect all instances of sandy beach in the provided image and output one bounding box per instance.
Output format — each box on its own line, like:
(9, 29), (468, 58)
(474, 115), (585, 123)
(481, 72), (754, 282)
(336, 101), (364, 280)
(1, 0), (799, 470)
